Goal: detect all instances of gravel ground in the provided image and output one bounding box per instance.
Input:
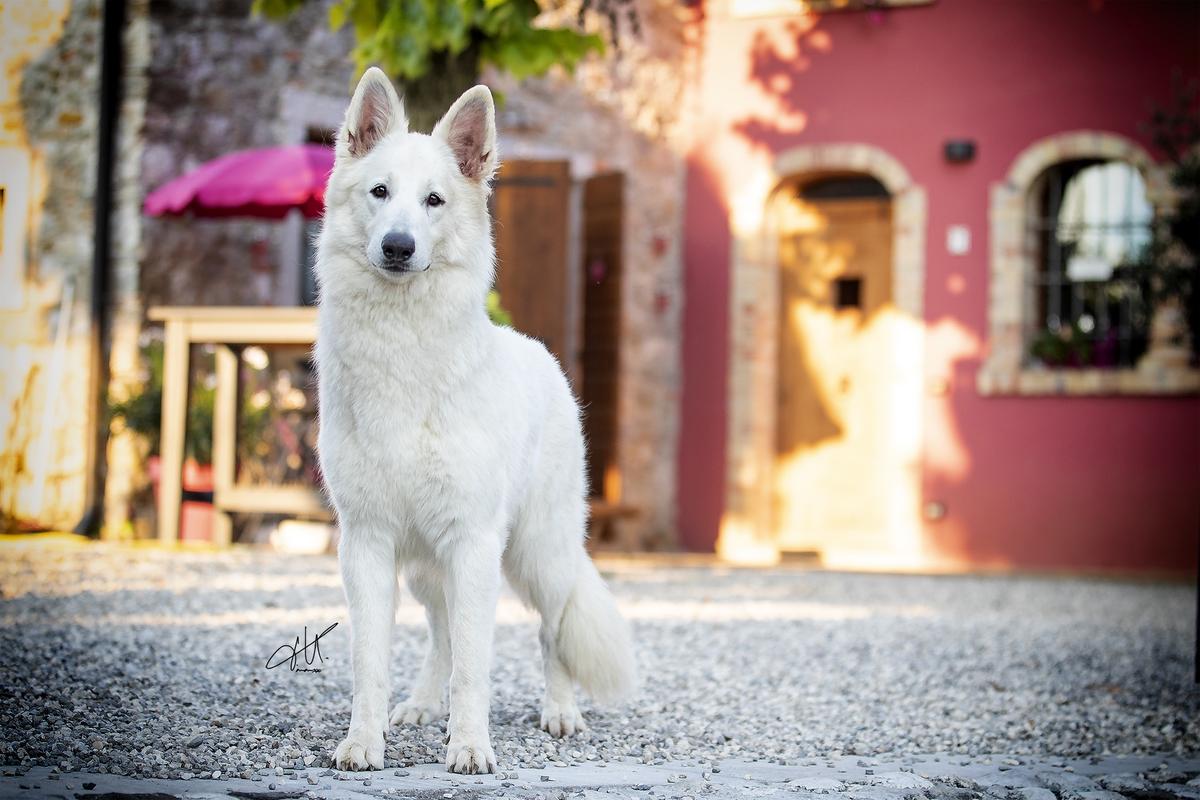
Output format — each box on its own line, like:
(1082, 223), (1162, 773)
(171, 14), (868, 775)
(0, 542), (1197, 784)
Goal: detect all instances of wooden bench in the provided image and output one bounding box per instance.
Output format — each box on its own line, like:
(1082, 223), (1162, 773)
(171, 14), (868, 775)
(587, 497), (640, 551)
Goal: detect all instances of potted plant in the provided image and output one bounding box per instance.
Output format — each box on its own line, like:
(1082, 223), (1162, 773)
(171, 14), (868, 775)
(109, 339), (218, 541)
(1029, 323), (1095, 369)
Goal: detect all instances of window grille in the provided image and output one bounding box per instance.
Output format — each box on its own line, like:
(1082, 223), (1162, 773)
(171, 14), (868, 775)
(1029, 159), (1154, 368)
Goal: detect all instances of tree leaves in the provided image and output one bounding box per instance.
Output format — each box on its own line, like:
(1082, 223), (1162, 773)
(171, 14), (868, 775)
(254, 0), (605, 84)
(252, 0), (307, 20)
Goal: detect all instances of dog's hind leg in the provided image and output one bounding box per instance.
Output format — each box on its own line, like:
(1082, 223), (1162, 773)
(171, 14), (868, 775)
(391, 562), (451, 727)
(536, 586), (586, 737)
(507, 497), (636, 738)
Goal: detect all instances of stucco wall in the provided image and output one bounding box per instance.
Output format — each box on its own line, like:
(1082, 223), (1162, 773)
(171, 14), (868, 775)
(679, 0), (1200, 571)
(0, 0), (102, 529)
(140, 0), (355, 308)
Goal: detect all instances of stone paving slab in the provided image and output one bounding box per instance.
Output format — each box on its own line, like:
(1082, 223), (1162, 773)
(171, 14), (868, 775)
(3, 755), (1199, 800)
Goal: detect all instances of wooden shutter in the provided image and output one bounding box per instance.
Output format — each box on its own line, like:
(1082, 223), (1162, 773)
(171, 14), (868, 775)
(491, 160), (572, 366)
(580, 173), (623, 501)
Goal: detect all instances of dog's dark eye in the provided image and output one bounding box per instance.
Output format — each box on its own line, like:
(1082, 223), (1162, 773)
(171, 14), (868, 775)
(426, 192), (444, 208)
(370, 184), (388, 199)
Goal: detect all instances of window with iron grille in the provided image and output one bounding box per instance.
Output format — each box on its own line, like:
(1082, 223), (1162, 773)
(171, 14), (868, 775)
(1028, 159), (1154, 368)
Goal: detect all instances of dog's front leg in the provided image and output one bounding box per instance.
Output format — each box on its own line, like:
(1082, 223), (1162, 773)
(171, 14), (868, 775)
(444, 536), (501, 774)
(334, 529), (396, 771)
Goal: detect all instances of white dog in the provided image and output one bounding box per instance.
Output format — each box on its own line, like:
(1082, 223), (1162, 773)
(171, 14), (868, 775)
(314, 68), (636, 775)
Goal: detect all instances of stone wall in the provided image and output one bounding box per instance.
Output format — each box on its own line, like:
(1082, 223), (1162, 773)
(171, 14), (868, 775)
(486, 0), (693, 548)
(139, 0), (355, 308)
(0, 0), (103, 529)
(128, 0), (689, 548)
(1, 0), (689, 542)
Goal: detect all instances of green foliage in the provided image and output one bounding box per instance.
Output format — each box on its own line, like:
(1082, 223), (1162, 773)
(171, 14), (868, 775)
(109, 341), (210, 463)
(1029, 324), (1093, 368)
(109, 342), (270, 466)
(108, 342), (167, 450)
(486, 289), (513, 326)
(1033, 82), (1200, 367)
(1124, 81), (1200, 354)
(253, 0), (604, 83)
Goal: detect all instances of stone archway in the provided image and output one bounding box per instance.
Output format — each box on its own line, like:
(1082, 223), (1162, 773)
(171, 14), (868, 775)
(720, 143), (927, 565)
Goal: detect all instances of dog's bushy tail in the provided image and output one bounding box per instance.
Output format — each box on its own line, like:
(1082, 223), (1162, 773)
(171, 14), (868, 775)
(556, 559), (636, 703)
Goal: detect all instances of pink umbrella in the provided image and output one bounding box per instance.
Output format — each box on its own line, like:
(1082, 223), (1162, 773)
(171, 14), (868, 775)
(143, 144), (334, 220)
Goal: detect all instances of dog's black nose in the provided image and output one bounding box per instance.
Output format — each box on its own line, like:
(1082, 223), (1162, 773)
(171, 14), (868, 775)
(381, 232), (415, 263)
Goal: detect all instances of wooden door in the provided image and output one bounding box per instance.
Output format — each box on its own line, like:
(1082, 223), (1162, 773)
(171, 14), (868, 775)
(491, 160), (572, 366)
(774, 191), (896, 554)
(580, 173), (623, 503)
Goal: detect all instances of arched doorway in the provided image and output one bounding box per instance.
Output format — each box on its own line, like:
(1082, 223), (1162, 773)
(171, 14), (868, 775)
(720, 143), (927, 567)
(773, 174), (899, 555)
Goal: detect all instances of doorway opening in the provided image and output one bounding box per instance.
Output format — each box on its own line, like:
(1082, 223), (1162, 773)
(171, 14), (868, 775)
(773, 173), (897, 557)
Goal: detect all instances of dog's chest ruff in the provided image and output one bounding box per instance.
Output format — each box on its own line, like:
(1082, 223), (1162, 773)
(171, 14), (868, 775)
(319, 335), (506, 537)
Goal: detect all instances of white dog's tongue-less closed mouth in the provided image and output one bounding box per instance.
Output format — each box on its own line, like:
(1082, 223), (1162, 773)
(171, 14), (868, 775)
(379, 264), (429, 275)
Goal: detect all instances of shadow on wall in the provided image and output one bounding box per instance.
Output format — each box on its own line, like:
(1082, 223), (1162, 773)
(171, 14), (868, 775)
(732, 18), (829, 146)
(733, 8), (907, 155)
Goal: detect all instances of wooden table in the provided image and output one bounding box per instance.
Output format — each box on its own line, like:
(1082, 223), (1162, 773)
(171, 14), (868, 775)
(147, 305), (638, 547)
(147, 306), (325, 544)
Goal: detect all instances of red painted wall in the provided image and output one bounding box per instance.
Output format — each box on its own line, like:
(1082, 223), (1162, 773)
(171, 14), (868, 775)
(678, 0), (1200, 571)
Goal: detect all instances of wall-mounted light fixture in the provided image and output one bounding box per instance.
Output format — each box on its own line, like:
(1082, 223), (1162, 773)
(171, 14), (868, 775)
(943, 139), (976, 164)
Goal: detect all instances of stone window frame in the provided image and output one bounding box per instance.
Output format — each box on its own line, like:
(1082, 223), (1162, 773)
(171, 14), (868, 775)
(978, 130), (1199, 396)
(720, 143), (927, 563)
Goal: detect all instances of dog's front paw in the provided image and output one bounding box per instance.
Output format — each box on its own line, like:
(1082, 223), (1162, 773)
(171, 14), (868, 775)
(446, 735), (496, 774)
(334, 729), (385, 771)
(390, 699), (446, 727)
(540, 702), (587, 737)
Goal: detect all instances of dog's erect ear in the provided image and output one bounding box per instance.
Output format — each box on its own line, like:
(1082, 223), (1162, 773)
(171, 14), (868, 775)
(341, 67), (406, 159)
(432, 85), (497, 182)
